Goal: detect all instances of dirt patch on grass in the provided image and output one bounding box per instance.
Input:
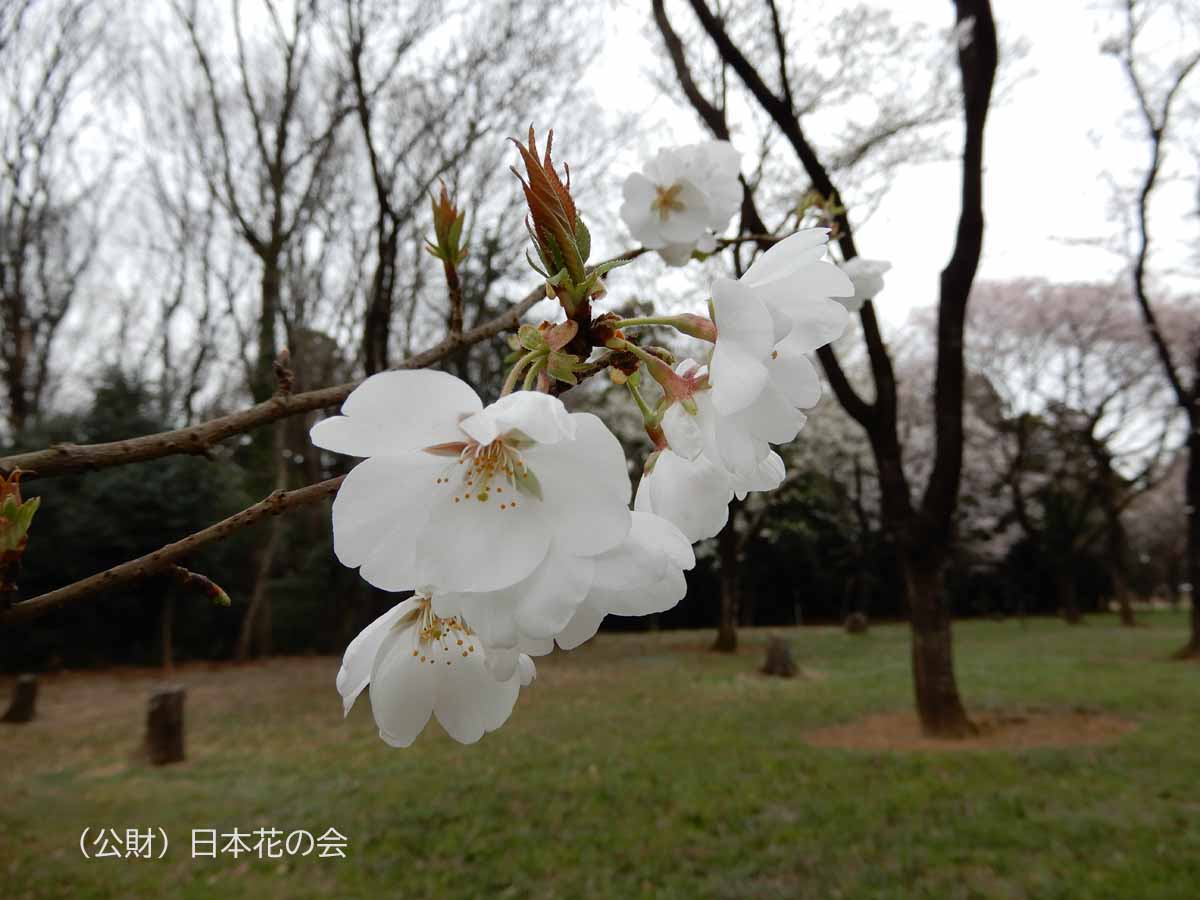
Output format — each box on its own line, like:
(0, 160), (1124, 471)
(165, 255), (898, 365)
(804, 708), (1136, 751)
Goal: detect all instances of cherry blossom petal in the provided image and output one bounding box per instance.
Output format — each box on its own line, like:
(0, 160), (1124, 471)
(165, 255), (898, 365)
(591, 567), (688, 617)
(336, 597), (420, 715)
(768, 339), (822, 409)
(369, 625), (435, 748)
(332, 453), (443, 587)
(434, 589), (521, 652)
(311, 369), (481, 458)
(713, 410), (771, 478)
(741, 229), (831, 288)
(417, 489), (550, 593)
(635, 450), (732, 543)
(656, 179), (712, 244)
(711, 278), (774, 414)
(521, 412), (632, 557)
(657, 242), (696, 266)
(518, 655), (537, 686)
(459, 390), (575, 447)
(732, 451), (787, 500)
(555, 604), (606, 651)
(785, 297), (852, 354)
(730, 384), (808, 446)
(433, 645), (521, 744)
(513, 551), (595, 639)
(662, 402), (704, 460)
(591, 511), (695, 593)
(620, 173), (660, 245)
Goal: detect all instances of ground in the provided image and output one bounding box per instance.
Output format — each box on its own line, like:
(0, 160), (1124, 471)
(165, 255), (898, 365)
(2, 613), (1197, 899)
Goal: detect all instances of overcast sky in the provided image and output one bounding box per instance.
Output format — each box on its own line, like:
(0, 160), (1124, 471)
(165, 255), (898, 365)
(584, 0), (1199, 326)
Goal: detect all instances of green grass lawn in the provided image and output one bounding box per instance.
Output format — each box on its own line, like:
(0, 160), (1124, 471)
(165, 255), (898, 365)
(2, 613), (1197, 899)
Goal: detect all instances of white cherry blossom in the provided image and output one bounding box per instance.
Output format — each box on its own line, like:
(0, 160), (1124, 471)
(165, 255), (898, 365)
(311, 370), (633, 598)
(838, 257), (892, 312)
(338, 594), (536, 747)
(556, 511), (696, 649)
(620, 140), (741, 266)
(634, 448), (733, 543)
(659, 357), (804, 490)
(431, 509), (698, 679)
(709, 229), (852, 415)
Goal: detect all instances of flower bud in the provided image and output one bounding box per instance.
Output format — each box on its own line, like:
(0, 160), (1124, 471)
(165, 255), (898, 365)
(0, 470), (40, 595)
(425, 183), (468, 267)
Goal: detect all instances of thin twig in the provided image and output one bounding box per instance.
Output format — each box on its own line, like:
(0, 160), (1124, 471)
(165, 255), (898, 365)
(0, 476), (345, 627)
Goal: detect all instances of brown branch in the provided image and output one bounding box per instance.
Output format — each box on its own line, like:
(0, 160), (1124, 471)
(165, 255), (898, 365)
(0, 476), (345, 627)
(444, 261), (464, 340)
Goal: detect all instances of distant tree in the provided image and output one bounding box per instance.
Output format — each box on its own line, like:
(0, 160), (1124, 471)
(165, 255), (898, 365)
(962, 279), (1180, 624)
(0, 0), (114, 436)
(1105, 0), (1200, 655)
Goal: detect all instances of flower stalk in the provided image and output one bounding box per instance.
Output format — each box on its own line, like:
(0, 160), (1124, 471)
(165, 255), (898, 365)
(613, 313), (717, 343)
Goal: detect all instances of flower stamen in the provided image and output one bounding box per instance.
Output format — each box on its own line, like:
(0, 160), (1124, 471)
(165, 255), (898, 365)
(651, 182), (686, 221)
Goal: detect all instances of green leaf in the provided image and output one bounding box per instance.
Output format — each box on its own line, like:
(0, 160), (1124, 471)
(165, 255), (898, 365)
(524, 250), (548, 278)
(575, 216), (591, 263)
(518, 324), (546, 352)
(589, 256), (635, 279)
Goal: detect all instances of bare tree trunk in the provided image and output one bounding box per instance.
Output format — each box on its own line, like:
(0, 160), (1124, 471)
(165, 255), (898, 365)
(713, 521), (739, 653)
(142, 686), (185, 765)
(236, 419), (286, 661)
(761, 636), (796, 677)
(904, 557), (974, 737)
(1, 674), (37, 723)
(253, 256), (282, 402)
(1177, 430), (1200, 658)
(1057, 570), (1082, 625)
(1117, 592), (1137, 627)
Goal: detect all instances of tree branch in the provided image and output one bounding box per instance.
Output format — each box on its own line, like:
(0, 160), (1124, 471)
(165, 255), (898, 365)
(0, 476), (345, 627)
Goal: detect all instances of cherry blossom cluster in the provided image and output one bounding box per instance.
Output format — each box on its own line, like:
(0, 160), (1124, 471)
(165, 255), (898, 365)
(312, 133), (887, 747)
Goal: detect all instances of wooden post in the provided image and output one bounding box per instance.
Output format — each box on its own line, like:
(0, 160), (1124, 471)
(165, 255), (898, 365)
(143, 685), (185, 765)
(761, 636), (796, 678)
(1, 673), (38, 723)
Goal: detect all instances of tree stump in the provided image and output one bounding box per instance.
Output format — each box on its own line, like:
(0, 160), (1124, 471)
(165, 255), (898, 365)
(844, 612), (869, 634)
(1, 673), (38, 723)
(143, 685), (185, 765)
(761, 636), (796, 678)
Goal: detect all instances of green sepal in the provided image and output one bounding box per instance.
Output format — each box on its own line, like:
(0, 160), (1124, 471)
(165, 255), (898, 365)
(513, 466), (544, 501)
(547, 350), (581, 385)
(518, 324), (546, 351)
(544, 320), (578, 351)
